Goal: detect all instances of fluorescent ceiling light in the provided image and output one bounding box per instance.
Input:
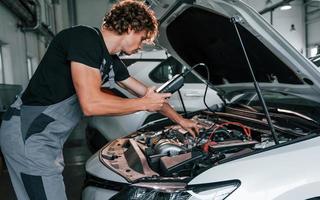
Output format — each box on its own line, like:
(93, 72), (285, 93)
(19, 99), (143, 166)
(280, 4), (292, 10)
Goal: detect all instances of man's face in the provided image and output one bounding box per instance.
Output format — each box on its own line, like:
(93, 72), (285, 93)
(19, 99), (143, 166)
(121, 29), (148, 55)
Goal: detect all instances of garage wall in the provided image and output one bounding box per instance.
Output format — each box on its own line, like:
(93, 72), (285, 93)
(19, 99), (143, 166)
(273, 1), (305, 55)
(0, 0), (318, 89)
(55, 0), (69, 32)
(308, 21), (320, 45)
(0, 0), (65, 90)
(74, 0), (307, 55)
(76, 0), (112, 27)
(244, 0), (306, 55)
(306, 0), (320, 56)
(0, 5), (38, 87)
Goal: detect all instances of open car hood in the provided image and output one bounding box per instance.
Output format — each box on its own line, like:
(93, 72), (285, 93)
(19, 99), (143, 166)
(85, 2), (320, 196)
(151, 0), (320, 102)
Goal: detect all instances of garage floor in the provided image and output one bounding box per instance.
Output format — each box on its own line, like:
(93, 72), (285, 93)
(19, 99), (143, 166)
(0, 120), (92, 200)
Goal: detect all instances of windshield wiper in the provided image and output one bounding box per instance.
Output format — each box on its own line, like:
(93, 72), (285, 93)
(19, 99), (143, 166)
(269, 108), (318, 124)
(231, 16), (279, 145)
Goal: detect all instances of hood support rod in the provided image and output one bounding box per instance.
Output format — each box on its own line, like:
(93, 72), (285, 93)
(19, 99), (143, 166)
(177, 90), (188, 117)
(230, 16), (279, 145)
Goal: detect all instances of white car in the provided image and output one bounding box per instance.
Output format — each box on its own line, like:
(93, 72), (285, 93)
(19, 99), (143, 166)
(82, 0), (320, 199)
(86, 51), (221, 152)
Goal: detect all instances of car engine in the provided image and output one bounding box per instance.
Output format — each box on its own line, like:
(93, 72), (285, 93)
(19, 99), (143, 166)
(99, 105), (320, 182)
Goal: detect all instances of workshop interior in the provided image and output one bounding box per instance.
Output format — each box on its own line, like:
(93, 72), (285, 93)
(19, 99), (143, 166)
(1, 0), (320, 200)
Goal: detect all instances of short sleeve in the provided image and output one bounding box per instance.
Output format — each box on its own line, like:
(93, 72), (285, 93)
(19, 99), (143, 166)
(112, 55), (130, 81)
(66, 27), (102, 69)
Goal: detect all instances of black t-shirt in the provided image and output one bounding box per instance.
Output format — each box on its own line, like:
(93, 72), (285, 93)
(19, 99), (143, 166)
(21, 25), (130, 105)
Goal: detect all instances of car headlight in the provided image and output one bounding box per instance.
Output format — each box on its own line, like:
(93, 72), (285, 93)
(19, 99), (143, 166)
(110, 180), (240, 200)
(186, 180), (240, 200)
(110, 182), (190, 200)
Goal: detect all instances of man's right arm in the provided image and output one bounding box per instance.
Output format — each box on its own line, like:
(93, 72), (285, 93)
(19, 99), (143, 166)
(71, 61), (171, 116)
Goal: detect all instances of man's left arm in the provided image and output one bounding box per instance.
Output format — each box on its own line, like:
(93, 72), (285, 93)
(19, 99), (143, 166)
(118, 77), (199, 137)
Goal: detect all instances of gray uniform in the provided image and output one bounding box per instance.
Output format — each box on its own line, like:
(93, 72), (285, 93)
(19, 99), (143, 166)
(0, 26), (129, 200)
(0, 95), (82, 199)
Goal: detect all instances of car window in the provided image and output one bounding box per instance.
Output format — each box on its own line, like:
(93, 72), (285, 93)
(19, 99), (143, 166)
(149, 57), (202, 83)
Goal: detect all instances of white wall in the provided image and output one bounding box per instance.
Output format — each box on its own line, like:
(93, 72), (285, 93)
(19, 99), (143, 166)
(0, 0), (62, 89)
(76, 0), (112, 27)
(273, 1), (305, 54)
(306, 2), (320, 56)
(243, 0), (306, 55)
(0, 0), (317, 88)
(308, 21), (320, 45)
(73, 0), (307, 54)
(0, 5), (40, 87)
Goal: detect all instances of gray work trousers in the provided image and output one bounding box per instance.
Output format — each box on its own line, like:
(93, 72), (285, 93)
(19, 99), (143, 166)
(0, 95), (82, 200)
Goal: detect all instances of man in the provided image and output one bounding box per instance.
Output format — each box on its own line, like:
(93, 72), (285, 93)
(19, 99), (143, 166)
(0, 0), (199, 199)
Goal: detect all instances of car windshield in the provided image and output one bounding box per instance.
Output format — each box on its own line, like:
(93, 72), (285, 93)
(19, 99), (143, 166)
(229, 91), (320, 124)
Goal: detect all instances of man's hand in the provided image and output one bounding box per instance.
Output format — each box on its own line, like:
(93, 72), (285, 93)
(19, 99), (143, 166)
(142, 87), (171, 112)
(178, 118), (200, 137)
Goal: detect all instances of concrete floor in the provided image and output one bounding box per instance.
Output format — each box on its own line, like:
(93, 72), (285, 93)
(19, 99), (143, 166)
(0, 120), (92, 200)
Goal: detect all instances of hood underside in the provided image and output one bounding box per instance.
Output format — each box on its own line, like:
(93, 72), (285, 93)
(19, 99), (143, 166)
(166, 6), (302, 85)
(156, 1), (320, 101)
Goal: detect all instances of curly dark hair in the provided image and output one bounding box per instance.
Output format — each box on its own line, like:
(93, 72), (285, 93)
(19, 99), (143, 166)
(103, 0), (158, 43)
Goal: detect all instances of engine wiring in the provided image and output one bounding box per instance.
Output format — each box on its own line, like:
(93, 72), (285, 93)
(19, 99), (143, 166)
(202, 122), (252, 153)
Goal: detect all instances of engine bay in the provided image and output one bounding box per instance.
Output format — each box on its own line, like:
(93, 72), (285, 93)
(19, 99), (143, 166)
(99, 105), (320, 182)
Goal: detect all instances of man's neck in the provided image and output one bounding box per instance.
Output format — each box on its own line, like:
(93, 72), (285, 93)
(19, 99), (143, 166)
(100, 27), (123, 55)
